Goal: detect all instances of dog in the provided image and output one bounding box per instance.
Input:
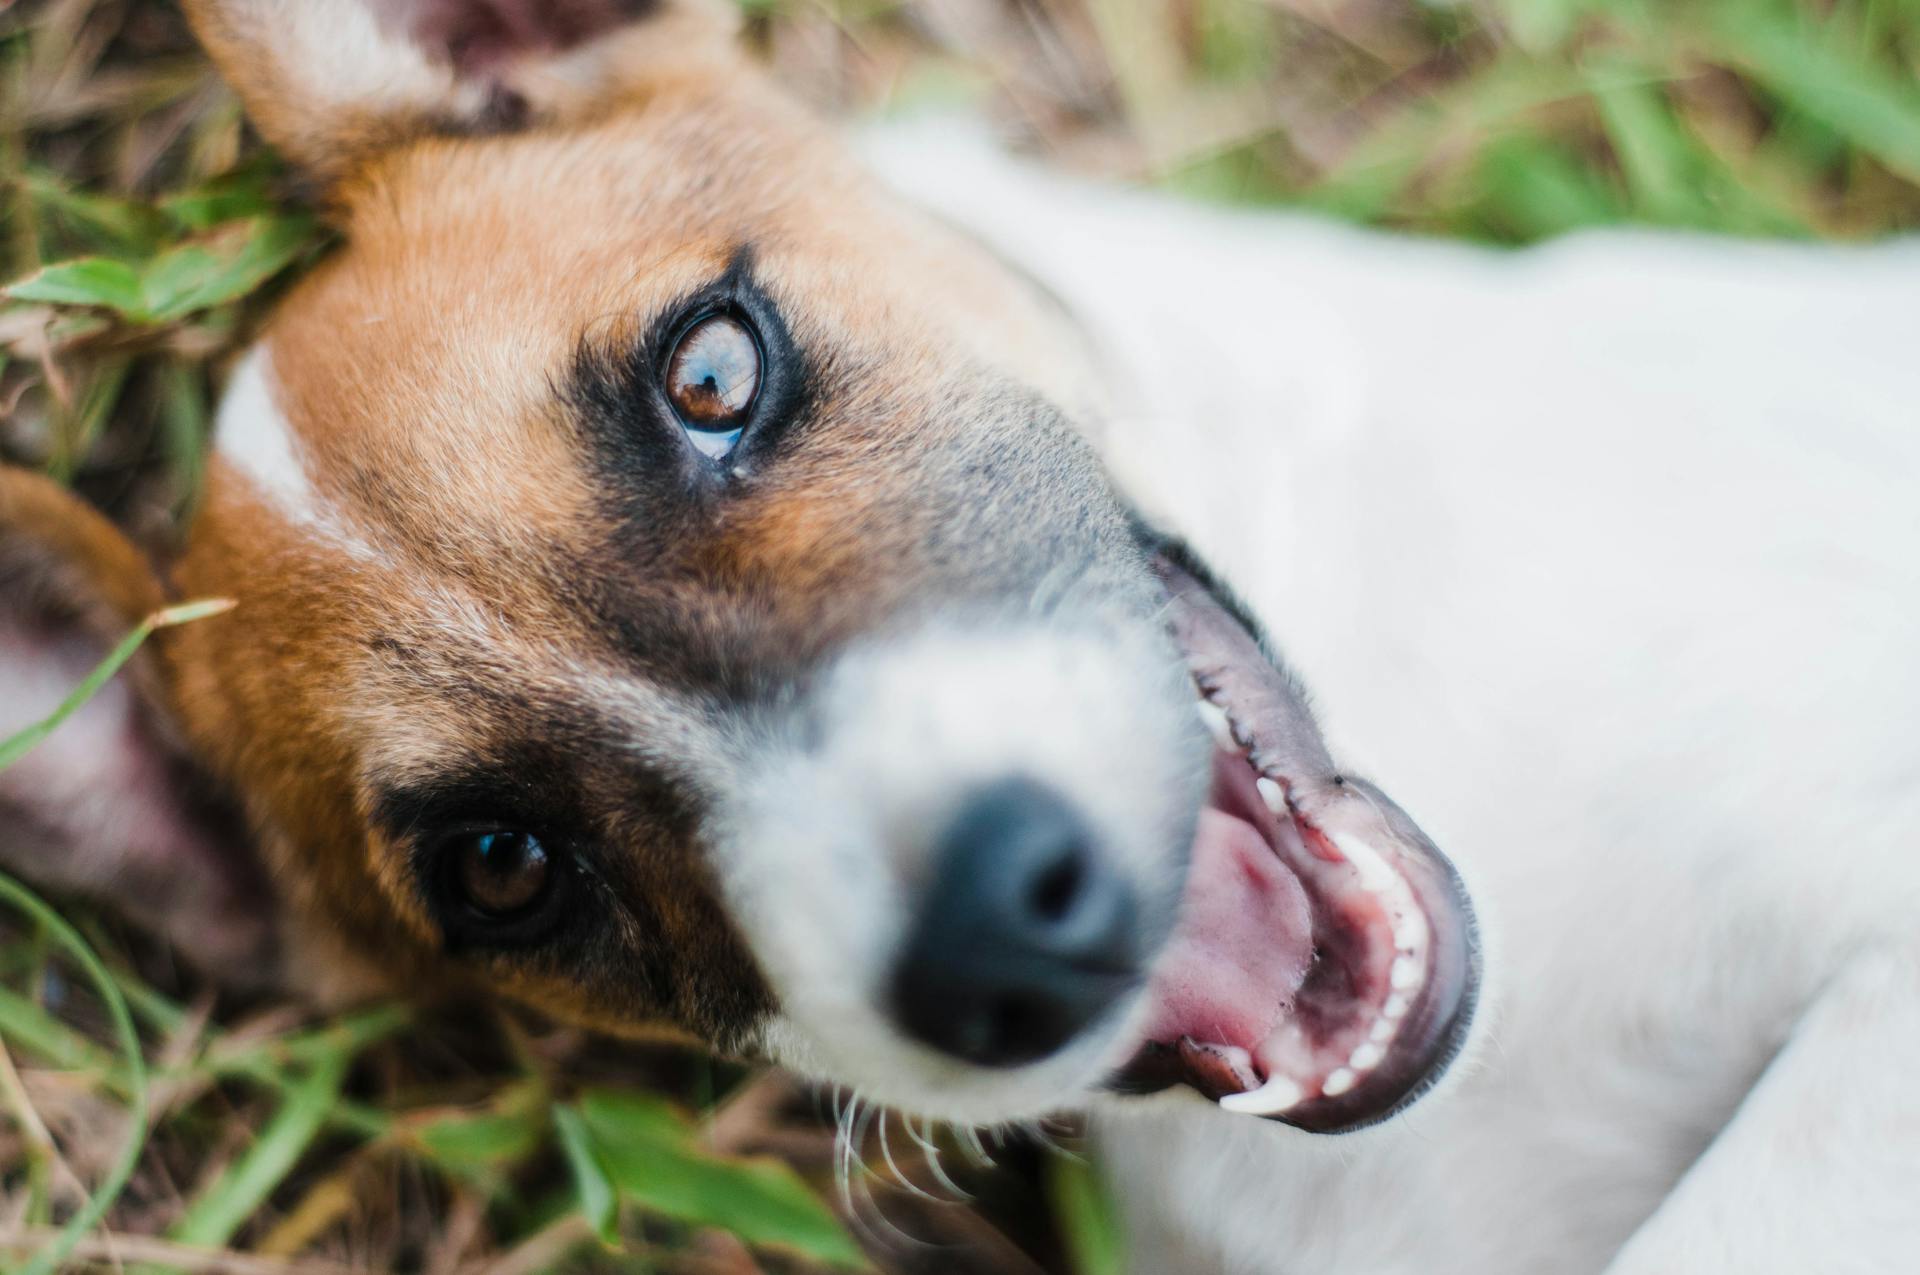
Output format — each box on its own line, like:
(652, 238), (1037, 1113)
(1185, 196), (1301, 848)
(869, 126), (1920, 1271)
(2, 2), (1915, 1271)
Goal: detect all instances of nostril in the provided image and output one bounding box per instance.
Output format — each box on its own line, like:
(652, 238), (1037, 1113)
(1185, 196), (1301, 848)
(1028, 849), (1086, 924)
(889, 778), (1143, 1068)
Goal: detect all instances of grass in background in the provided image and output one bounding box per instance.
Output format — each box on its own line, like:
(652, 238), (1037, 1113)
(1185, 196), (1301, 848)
(2, 0), (1917, 1270)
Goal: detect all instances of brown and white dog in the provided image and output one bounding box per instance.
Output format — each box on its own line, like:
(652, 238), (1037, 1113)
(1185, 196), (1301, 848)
(2, 0), (1476, 1162)
(7, 2), (1919, 1272)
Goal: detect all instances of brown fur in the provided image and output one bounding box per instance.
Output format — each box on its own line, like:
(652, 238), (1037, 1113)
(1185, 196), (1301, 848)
(0, 469), (167, 637)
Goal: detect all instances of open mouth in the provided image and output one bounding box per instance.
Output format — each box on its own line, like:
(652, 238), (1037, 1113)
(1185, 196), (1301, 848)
(1110, 551), (1481, 1132)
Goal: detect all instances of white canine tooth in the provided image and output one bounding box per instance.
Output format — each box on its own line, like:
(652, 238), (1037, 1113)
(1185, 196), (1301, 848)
(1219, 1074), (1304, 1116)
(1370, 1017), (1396, 1042)
(1195, 698), (1240, 753)
(1349, 1042), (1385, 1071)
(1329, 831), (1399, 893)
(1322, 1068), (1357, 1097)
(1255, 776), (1288, 814)
(1383, 993), (1411, 1020)
(1390, 954), (1423, 990)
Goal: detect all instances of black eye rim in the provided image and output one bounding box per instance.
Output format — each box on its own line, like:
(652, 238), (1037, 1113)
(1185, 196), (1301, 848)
(641, 260), (807, 475)
(565, 252), (813, 499)
(660, 308), (765, 438)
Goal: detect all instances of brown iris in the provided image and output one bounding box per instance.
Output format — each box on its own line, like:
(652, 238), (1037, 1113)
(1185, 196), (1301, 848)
(455, 831), (552, 918)
(665, 313), (761, 437)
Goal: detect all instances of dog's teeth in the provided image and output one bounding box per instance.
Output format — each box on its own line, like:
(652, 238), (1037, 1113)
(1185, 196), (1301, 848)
(1370, 1016), (1396, 1042)
(1195, 698), (1241, 753)
(1391, 909), (1429, 951)
(1329, 830), (1399, 894)
(1219, 1073), (1304, 1116)
(1391, 954), (1424, 990)
(1322, 1068), (1358, 1097)
(1383, 993), (1411, 1020)
(1348, 1042), (1385, 1071)
(1255, 776), (1287, 814)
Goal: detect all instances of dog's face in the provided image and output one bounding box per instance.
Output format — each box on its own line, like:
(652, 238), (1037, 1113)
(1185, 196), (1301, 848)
(0, 0), (1477, 1135)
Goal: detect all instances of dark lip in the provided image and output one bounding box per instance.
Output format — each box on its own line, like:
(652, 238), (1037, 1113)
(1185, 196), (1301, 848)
(1104, 528), (1484, 1133)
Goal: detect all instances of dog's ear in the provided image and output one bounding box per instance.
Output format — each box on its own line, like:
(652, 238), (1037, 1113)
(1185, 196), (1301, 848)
(0, 469), (275, 973)
(182, 0), (736, 183)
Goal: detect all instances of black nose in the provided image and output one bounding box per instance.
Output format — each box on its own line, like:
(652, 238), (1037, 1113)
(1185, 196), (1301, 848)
(890, 778), (1141, 1068)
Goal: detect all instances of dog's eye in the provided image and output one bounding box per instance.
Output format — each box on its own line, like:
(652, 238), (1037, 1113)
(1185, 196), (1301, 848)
(665, 313), (761, 459)
(451, 830), (553, 920)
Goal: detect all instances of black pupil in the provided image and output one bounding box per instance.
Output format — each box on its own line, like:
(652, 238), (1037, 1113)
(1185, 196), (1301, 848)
(458, 831), (551, 918)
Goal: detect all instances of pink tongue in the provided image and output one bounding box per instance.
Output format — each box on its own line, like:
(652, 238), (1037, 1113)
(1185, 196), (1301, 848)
(1139, 807), (1316, 1051)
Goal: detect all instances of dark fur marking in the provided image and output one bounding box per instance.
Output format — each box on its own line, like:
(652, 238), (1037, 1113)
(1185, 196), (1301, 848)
(375, 744), (774, 1043)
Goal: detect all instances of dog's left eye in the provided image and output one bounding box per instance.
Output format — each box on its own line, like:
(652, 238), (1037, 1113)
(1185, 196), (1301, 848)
(666, 313), (761, 459)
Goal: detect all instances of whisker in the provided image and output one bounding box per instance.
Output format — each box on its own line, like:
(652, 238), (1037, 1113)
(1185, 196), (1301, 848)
(959, 1123), (996, 1170)
(878, 1109), (944, 1203)
(907, 1115), (971, 1201)
(833, 1091), (861, 1217)
(847, 1111), (935, 1254)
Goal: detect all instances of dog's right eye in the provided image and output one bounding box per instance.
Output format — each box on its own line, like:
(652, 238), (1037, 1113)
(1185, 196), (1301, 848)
(665, 312), (761, 460)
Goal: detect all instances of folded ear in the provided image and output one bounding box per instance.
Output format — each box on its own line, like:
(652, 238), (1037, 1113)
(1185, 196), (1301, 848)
(183, 0), (736, 183)
(0, 469), (276, 974)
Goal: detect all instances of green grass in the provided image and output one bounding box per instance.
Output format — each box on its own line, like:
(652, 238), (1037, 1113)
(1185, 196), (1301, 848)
(2, 0), (1917, 1270)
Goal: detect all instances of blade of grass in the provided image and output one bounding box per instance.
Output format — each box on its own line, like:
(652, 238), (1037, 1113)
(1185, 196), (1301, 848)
(47, 355), (131, 483)
(0, 1037), (56, 1229)
(201, 1003), (411, 1072)
(0, 598), (235, 770)
(0, 1224), (369, 1275)
(553, 1103), (620, 1246)
(19, 168), (166, 253)
(1718, 8), (1920, 183)
(5, 258), (145, 314)
(575, 1090), (864, 1268)
(95, 963), (392, 1138)
(0, 872), (150, 1275)
(1047, 1153), (1124, 1275)
(1308, 59), (1589, 223)
(0, 983), (119, 1074)
(169, 1046), (352, 1249)
(1587, 60), (1711, 226)
(157, 357), (208, 516)
(1468, 134), (1625, 238)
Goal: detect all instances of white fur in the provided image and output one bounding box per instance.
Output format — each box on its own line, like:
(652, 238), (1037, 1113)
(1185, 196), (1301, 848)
(203, 0), (477, 129)
(716, 617), (1202, 1126)
(197, 0), (736, 157)
(213, 345), (401, 570)
(868, 123), (1920, 1272)
(214, 347), (315, 516)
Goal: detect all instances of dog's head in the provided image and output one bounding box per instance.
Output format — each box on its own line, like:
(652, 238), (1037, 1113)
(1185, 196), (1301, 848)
(0, 0), (1477, 1134)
